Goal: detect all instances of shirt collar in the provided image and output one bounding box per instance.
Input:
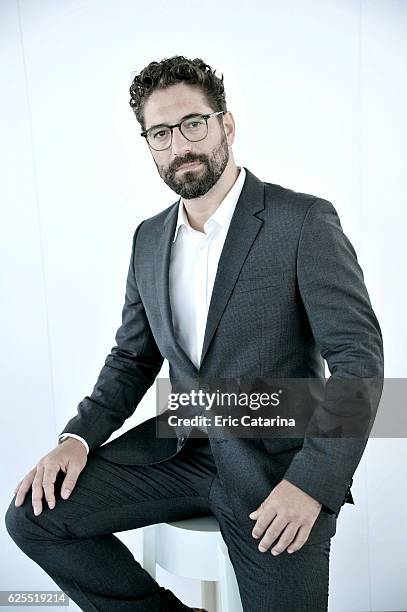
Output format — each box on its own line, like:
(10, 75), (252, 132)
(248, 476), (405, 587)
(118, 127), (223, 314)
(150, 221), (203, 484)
(172, 166), (246, 243)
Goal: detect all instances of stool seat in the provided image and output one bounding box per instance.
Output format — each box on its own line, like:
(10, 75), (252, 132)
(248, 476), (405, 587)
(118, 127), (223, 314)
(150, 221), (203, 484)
(167, 515), (221, 531)
(141, 515), (243, 611)
(157, 516), (224, 580)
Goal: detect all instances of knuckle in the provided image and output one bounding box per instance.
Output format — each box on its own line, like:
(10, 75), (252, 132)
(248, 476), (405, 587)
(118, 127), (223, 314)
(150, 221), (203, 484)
(277, 533), (293, 546)
(259, 534), (271, 546)
(262, 532), (276, 546)
(303, 516), (314, 526)
(277, 535), (291, 547)
(68, 465), (80, 474)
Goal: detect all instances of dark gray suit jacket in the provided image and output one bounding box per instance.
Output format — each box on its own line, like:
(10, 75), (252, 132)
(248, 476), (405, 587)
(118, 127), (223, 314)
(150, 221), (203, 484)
(60, 167), (384, 544)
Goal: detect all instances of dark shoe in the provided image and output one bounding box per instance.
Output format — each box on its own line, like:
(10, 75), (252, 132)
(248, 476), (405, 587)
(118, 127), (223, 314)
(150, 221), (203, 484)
(157, 586), (192, 611)
(158, 586), (209, 611)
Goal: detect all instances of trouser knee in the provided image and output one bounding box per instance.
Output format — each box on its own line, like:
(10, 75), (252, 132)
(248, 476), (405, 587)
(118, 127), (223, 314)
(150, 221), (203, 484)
(5, 497), (36, 544)
(4, 496), (61, 549)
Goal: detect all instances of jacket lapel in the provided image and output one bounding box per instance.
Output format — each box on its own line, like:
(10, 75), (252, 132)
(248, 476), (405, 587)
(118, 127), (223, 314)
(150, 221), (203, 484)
(154, 167), (265, 374)
(200, 169), (265, 367)
(154, 201), (197, 374)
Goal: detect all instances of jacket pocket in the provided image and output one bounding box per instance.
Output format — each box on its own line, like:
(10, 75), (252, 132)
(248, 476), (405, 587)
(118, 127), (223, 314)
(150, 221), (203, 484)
(233, 275), (282, 295)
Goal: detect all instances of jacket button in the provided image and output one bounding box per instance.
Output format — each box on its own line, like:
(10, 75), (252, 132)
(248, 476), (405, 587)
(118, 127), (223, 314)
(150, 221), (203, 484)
(178, 436), (186, 445)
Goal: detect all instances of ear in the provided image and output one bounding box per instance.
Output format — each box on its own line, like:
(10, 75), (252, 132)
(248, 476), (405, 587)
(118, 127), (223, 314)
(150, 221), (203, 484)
(222, 111), (236, 147)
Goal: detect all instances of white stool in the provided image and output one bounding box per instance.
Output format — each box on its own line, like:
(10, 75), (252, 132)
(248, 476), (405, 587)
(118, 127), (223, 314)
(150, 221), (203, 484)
(141, 515), (243, 612)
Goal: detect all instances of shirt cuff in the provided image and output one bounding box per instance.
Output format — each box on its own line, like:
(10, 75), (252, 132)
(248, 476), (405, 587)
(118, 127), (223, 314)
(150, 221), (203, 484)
(59, 433), (89, 455)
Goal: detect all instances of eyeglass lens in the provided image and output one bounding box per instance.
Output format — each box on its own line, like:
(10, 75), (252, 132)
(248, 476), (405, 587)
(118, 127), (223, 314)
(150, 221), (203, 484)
(147, 115), (207, 150)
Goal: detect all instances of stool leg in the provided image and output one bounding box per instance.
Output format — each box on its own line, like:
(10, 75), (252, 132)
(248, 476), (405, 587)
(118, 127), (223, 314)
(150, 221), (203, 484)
(201, 580), (217, 611)
(142, 524), (157, 579)
(217, 540), (243, 612)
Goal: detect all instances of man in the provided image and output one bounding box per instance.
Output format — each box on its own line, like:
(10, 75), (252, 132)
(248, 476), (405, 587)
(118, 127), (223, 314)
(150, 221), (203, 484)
(5, 55), (384, 611)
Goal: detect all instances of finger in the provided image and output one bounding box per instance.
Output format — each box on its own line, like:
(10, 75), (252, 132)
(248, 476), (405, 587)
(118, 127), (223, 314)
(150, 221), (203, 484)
(249, 499), (265, 521)
(286, 525), (313, 554)
(13, 481), (22, 497)
(14, 480), (31, 506)
(249, 508), (260, 519)
(270, 524), (301, 556)
(14, 470), (35, 507)
(42, 465), (58, 510)
(251, 507), (278, 539)
(257, 517), (288, 552)
(61, 465), (81, 499)
(31, 465), (45, 516)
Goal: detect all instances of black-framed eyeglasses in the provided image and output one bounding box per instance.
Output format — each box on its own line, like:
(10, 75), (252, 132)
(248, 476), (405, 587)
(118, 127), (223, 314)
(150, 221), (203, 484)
(140, 111), (226, 151)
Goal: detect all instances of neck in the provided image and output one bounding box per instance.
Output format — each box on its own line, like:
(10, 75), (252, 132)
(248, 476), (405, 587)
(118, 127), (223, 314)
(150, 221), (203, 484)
(181, 158), (240, 233)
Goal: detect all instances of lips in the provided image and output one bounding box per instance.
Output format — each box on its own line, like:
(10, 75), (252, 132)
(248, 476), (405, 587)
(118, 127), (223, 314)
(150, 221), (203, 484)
(177, 161), (202, 171)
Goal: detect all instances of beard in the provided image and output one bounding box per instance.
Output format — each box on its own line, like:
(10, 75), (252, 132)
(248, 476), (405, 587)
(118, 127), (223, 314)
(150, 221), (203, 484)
(156, 129), (229, 199)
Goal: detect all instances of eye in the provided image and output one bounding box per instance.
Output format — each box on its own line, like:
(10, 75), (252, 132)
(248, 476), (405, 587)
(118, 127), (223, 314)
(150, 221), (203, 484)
(184, 117), (205, 129)
(152, 129), (170, 140)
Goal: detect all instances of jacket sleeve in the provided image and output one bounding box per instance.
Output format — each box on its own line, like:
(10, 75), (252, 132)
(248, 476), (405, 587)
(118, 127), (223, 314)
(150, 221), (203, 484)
(282, 198), (384, 516)
(58, 221), (164, 452)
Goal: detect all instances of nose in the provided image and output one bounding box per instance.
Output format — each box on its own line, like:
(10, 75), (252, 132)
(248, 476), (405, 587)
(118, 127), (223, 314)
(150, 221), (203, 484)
(170, 126), (194, 156)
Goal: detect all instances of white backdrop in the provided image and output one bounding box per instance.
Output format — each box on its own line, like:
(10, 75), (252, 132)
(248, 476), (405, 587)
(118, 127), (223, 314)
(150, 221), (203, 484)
(1, 1), (406, 610)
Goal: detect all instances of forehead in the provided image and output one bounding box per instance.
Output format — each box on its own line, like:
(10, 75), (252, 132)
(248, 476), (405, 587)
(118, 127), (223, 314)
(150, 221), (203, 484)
(143, 82), (213, 128)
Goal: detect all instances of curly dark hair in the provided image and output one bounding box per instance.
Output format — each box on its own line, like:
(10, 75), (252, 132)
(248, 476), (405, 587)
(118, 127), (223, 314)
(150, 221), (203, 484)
(129, 55), (227, 130)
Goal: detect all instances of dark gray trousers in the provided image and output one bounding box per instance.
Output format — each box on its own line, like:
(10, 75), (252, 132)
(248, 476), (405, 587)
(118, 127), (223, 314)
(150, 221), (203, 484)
(5, 435), (331, 611)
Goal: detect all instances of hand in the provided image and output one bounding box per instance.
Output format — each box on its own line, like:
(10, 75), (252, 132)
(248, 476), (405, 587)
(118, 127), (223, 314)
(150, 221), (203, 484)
(13, 438), (88, 516)
(249, 478), (322, 555)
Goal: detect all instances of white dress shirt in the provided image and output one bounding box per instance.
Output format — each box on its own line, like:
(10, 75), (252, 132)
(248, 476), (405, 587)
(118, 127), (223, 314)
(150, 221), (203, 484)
(59, 166), (246, 452)
(169, 166), (246, 370)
